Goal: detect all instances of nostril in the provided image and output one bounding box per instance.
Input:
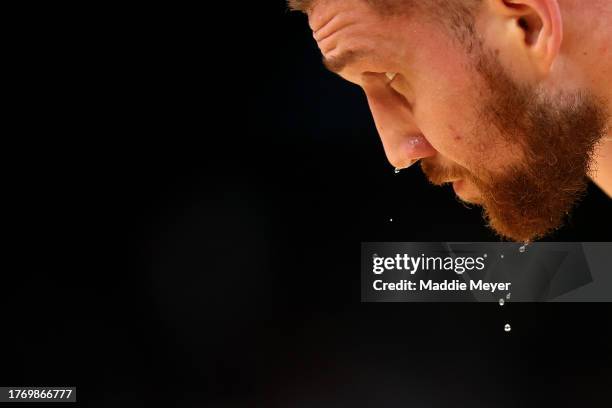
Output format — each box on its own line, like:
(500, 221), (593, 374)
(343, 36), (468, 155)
(394, 159), (420, 173)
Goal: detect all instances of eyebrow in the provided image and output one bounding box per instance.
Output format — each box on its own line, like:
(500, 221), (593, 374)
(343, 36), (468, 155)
(322, 49), (369, 74)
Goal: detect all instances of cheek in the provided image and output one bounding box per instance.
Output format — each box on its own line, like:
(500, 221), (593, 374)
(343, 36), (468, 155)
(412, 63), (520, 175)
(413, 73), (484, 169)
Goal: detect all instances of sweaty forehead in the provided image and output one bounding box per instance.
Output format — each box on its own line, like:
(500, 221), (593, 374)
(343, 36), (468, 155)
(309, 1), (422, 77)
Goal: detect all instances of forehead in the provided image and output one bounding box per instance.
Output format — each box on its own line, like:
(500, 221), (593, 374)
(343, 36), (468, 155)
(306, 0), (476, 92)
(307, 0), (370, 31)
(309, 0), (418, 72)
(307, 0), (417, 28)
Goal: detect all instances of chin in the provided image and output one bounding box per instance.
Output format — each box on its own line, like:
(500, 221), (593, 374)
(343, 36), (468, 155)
(453, 179), (482, 204)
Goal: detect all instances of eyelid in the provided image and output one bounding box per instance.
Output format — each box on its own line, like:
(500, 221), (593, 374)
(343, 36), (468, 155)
(387, 73), (407, 94)
(385, 72), (397, 81)
(386, 73), (403, 94)
(387, 74), (414, 110)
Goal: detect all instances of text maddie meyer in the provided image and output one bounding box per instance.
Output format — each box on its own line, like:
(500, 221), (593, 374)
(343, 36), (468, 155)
(373, 279), (511, 293)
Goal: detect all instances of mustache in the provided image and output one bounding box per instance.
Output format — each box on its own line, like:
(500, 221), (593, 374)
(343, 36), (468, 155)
(420, 159), (471, 185)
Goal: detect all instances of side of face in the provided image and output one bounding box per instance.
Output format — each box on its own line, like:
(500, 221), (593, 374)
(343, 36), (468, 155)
(307, 0), (608, 242)
(309, 0), (523, 202)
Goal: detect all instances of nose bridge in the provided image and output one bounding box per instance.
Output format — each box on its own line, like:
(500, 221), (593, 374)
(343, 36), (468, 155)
(362, 76), (437, 169)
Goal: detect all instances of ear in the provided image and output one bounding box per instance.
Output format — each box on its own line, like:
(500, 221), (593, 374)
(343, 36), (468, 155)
(487, 0), (563, 77)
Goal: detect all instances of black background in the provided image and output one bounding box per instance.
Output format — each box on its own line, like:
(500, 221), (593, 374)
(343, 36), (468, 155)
(3, 2), (611, 407)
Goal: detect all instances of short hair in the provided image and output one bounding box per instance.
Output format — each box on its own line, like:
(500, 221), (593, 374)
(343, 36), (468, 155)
(289, 0), (420, 15)
(288, 0), (480, 16)
(287, 0), (316, 13)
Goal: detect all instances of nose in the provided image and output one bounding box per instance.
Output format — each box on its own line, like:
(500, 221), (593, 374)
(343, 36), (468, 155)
(361, 73), (437, 169)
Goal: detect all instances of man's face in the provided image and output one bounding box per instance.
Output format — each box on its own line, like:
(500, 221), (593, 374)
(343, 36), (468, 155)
(308, 0), (607, 242)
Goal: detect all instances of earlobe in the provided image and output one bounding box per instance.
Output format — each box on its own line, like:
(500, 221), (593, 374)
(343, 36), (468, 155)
(493, 0), (563, 77)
